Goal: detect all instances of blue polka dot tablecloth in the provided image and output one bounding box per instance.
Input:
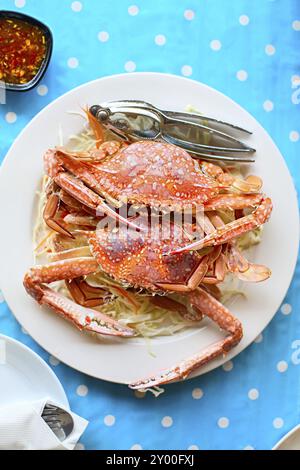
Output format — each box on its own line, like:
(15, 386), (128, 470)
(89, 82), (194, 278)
(0, 0), (299, 451)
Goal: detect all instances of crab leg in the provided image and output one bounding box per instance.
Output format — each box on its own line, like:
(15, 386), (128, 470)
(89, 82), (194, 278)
(43, 193), (74, 238)
(44, 149), (143, 232)
(129, 287), (243, 389)
(170, 197), (272, 254)
(214, 253), (227, 281)
(23, 257), (135, 337)
(234, 263), (271, 282)
(201, 161), (263, 193)
(209, 215), (271, 282)
(225, 243), (271, 282)
(59, 189), (85, 211)
(63, 214), (98, 227)
(204, 193), (263, 211)
(226, 244), (249, 273)
(55, 172), (143, 231)
(156, 247), (223, 292)
(65, 278), (110, 308)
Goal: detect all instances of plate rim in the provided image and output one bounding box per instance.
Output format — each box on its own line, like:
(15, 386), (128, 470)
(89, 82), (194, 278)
(0, 72), (299, 384)
(272, 423), (300, 450)
(0, 333), (69, 407)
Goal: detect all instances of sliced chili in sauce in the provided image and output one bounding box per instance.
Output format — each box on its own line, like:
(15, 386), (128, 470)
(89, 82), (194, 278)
(0, 18), (47, 85)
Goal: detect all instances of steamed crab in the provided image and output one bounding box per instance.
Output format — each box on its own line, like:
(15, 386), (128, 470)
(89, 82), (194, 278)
(24, 132), (272, 389)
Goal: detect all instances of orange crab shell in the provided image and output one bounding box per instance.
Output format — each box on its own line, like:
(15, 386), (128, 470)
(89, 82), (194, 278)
(48, 141), (219, 209)
(97, 141), (219, 207)
(88, 217), (202, 291)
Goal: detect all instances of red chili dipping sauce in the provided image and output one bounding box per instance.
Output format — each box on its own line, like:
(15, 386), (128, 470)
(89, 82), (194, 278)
(0, 17), (47, 85)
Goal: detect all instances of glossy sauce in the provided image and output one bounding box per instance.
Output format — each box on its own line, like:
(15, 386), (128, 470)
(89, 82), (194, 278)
(0, 17), (47, 84)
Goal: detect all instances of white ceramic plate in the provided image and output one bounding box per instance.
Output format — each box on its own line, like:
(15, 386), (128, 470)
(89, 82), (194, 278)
(0, 73), (298, 385)
(0, 334), (68, 407)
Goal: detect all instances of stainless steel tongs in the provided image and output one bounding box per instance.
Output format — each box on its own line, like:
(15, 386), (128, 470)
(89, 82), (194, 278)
(89, 100), (256, 163)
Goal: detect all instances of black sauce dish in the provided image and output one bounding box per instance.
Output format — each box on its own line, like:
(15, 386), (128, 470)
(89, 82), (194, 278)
(0, 10), (53, 92)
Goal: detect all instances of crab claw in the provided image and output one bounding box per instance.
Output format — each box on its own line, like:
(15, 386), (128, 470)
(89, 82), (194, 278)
(45, 287), (136, 336)
(23, 258), (136, 338)
(25, 279), (135, 337)
(129, 287), (242, 389)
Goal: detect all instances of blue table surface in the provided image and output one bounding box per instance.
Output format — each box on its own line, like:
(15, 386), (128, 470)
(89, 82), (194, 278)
(0, 0), (299, 450)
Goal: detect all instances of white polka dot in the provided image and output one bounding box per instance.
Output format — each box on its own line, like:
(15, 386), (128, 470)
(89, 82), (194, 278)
(236, 70), (248, 81)
(15, 0), (26, 7)
(254, 333), (263, 343)
(37, 85), (48, 96)
(188, 445), (199, 450)
(21, 326), (28, 335)
(192, 388), (203, 399)
(239, 15), (250, 26)
(218, 417), (229, 429)
(210, 39), (222, 51)
(128, 5), (139, 16)
(265, 44), (276, 55)
(76, 384), (88, 396)
(273, 417), (284, 429)
(131, 444), (142, 450)
(248, 388), (259, 400)
(0, 290), (4, 303)
(49, 355), (60, 366)
(184, 10), (195, 21)
(161, 416), (173, 428)
(124, 61), (136, 72)
(75, 442), (85, 450)
(5, 112), (17, 124)
(292, 20), (300, 31)
(181, 65), (193, 77)
(155, 34), (166, 46)
(104, 414), (115, 426)
(277, 360), (288, 373)
(98, 31), (109, 42)
(291, 75), (300, 86)
(244, 445), (254, 450)
(67, 57), (79, 69)
(281, 303), (292, 315)
(222, 361), (233, 372)
(263, 100), (274, 112)
(289, 131), (299, 142)
(71, 1), (82, 12)
(134, 390), (146, 399)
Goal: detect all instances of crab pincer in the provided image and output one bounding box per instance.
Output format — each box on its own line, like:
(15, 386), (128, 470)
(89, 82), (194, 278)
(23, 257), (135, 337)
(129, 287), (243, 389)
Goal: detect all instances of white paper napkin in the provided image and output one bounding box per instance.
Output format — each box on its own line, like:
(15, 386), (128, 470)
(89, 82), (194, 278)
(0, 398), (88, 450)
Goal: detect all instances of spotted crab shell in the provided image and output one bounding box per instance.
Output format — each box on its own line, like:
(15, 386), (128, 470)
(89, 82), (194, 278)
(88, 217), (202, 291)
